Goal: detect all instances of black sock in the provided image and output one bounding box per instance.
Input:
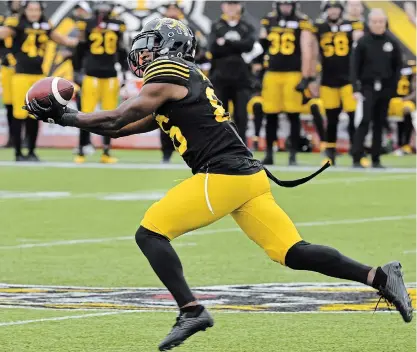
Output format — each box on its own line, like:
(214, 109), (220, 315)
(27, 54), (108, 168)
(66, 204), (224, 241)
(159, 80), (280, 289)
(103, 136), (111, 155)
(403, 112), (413, 146)
(79, 130), (90, 156)
(12, 118), (23, 156)
(285, 241), (372, 285)
(253, 102), (264, 138)
(135, 226), (195, 307)
(26, 118), (39, 155)
(287, 112), (300, 153)
(347, 111), (356, 146)
(265, 114), (278, 154)
(371, 267), (388, 289)
(310, 103), (325, 141)
(397, 121), (404, 147)
(5, 104), (13, 142)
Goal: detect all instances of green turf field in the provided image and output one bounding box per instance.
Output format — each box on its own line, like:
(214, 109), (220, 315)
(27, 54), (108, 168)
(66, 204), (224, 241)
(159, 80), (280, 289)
(0, 149), (415, 351)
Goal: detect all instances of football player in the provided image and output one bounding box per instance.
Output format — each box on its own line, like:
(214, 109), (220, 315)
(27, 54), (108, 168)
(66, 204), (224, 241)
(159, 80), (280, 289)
(260, 0), (318, 165)
(74, 2), (128, 164)
(25, 18), (413, 351)
(0, 0), (77, 161)
(390, 60), (416, 155)
(0, 0), (22, 148)
(315, 0), (364, 165)
(71, 2), (93, 160)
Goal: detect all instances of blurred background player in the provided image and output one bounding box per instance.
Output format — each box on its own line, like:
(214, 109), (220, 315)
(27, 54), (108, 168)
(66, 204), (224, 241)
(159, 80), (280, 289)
(260, 0), (317, 165)
(0, 0), (77, 161)
(74, 2), (128, 164)
(209, 0), (255, 146)
(315, 0), (364, 165)
(71, 1), (93, 161)
(350, 9), (403, 168)
(0, 0), (22, 148)
(391, 60), (416, 156)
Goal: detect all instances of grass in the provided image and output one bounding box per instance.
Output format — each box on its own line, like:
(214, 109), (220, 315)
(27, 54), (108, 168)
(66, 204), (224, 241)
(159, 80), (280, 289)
(0, 149), (415, 351)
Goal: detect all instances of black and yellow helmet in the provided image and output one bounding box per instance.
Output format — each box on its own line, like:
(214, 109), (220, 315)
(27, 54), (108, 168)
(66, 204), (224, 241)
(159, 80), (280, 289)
(128, 18), (196, 78)
(321, 0), (345, 12)
(275, 0), (298, 17)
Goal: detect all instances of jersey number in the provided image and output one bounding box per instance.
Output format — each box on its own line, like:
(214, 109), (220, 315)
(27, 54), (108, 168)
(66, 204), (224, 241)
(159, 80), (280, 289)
(206, 87), (230, 123)
(156, 114), (188, 155)
(89, 31), (118, 55)
(397, 76), (410, 96)
(320, 33), (349, 57)
(267, 32), (296, 55)
(21, 33), (49, 58)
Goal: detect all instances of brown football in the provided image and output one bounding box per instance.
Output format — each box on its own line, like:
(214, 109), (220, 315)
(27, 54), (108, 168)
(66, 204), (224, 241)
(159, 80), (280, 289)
(26, 77), (74, 108)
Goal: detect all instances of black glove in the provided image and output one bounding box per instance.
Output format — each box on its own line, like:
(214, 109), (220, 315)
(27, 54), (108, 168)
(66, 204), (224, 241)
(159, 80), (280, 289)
(295, 77), (311, 92)
(23, 95), (70, 125)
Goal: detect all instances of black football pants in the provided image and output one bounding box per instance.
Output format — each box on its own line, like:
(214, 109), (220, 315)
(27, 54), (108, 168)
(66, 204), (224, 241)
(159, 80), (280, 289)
(352, 88), (390, 163)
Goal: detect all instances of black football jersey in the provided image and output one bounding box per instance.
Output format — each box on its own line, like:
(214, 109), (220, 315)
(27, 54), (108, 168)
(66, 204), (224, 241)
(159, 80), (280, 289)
(143, 57), (262, 175)
(260, 11), (314, 72)
(83, 17), (126, 78)
(396, 63), (416, 97)
(5, 15), (52, 74)
(315, 19), (364, 87)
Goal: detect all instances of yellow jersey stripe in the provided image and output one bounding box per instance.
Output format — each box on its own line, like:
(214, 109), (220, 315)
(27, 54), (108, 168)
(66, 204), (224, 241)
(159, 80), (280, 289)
(145, 73), (189, 84)
(145, 59), (189, 72)
(144, 69), (190, 83)
(145, 63), (190, 75)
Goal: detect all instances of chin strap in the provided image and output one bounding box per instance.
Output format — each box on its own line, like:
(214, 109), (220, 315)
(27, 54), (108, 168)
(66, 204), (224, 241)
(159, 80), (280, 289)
(264, 161), (331, 188)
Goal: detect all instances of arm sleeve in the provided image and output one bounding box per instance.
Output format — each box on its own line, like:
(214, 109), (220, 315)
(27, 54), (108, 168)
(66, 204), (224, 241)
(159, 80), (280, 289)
(350, 38), (364, 92)
(143, 59), (190, 87)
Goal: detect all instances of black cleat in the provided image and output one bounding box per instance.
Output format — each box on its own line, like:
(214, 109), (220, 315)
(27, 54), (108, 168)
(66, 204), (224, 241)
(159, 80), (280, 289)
(288, 152), (297, 166)
(15, 154), (27, 162)
(158, 307), (214, 351)
(372, 162), (385, 169)
(352, 162), (365, 168)
(262, 154), (274, 165)
(376, 262), (413, 323)
(27, 153), (40, 162)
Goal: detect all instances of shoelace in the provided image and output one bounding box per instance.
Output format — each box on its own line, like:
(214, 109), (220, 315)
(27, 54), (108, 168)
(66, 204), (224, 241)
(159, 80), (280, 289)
(373, 292), (393, 315)
(173, 314), (184, 328)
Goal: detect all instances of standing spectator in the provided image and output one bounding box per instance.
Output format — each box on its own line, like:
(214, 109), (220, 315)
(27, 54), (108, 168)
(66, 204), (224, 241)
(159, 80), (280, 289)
(350, 9), (403, 168)
(259, 1), (317, 165)
(345, 0), (365, 23)
(209, 1), (255, 145)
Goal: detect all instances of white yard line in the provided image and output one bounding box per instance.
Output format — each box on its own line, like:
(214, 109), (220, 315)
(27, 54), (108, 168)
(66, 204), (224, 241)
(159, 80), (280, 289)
(0, 308), (399, 328)
(403, 249), (417, 254)
(0, 215), (414, 250)
(0, 310), (137, 327)
(0, 161), (415, 174)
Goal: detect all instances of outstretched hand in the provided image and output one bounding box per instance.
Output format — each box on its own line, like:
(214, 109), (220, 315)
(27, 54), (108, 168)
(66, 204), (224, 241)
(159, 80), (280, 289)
(23, 95), (67, 125)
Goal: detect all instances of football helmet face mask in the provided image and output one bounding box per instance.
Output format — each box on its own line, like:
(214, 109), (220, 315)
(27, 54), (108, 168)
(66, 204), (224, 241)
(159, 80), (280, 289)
(128, 18), (196, 78)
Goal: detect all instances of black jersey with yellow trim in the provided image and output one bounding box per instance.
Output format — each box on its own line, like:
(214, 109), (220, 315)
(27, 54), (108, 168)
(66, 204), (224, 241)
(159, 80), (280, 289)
(143, 57), (262, 175)
(83, 17), (126, 78)
(5, 15), (52, 74)
(260, 11), (315, 72)
(396, 62), (416, 98)
(315, 19), (364, 87)
(314, 19), (364, 87)
(0, 14), (16, 67)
